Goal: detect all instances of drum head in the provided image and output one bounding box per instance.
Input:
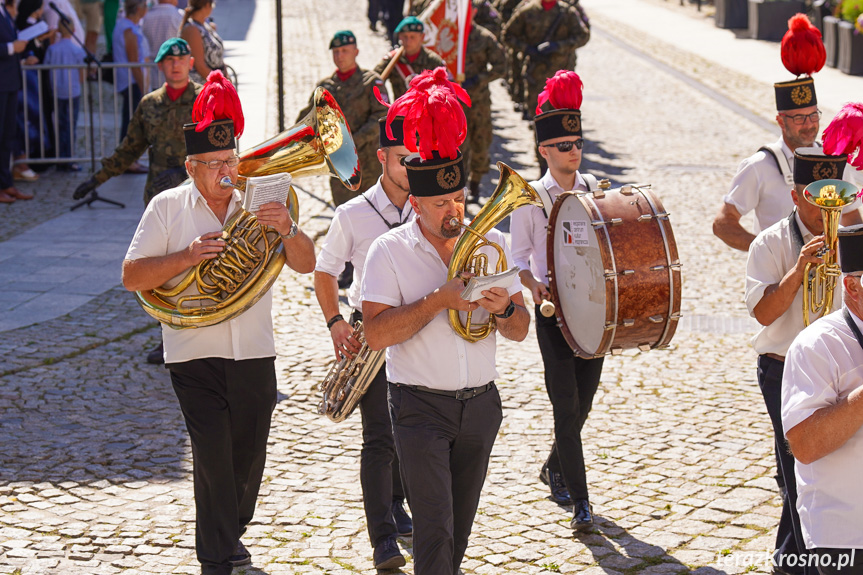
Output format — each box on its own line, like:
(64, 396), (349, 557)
(548, 193), (608, 356)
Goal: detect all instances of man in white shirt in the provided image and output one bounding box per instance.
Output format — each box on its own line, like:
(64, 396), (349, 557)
(362, 98), (530, 573)
(745, 148), (848, 573)
(313, 117), (414, 571)
(511, 69), (602, 532)
(122, 81), (315, 575)
(782, 223), (863, 575)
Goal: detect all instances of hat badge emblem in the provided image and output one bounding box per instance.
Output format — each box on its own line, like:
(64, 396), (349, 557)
(812, 161), (838, 181)
(791, 85), (813, 106)
(562, 114), (581, 133)
(207, 125), (232, 148)
(436, 165), (461, 190)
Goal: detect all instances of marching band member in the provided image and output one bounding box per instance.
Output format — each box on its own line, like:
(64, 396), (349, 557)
(362, 68), (529, 574)
(745, 147), (848, 572)
(313, 116), (415, 570)
(122, 72), (315, 575)
(782, 223), (863, 575)
(374, 16), (445, 101)
(510, 70), (602, 531)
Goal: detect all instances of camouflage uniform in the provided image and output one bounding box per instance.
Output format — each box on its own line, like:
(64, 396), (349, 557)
(473, 0), (503, 37)
(94, 82), (202, 205)
(461, 24), (505, 185)
(497, 0), (529, 105)
(297, 67), (389, 206)
(374, 47), (446, 101)
(502, 0), (590, 115)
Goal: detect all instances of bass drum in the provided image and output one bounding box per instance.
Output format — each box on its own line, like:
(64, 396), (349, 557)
(547, 184), (681, 359)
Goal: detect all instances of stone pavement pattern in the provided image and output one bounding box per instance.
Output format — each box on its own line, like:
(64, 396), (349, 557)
(1, 0), (799, 573)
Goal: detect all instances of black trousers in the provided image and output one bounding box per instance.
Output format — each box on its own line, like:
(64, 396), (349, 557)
(813, 548), (863, 575)
(0, 90), (17, 189)
(758, 354), (806, 574)
(168, 357), (277, 575)
(535, 306), (604, 501)
(388, 383), (502, 575)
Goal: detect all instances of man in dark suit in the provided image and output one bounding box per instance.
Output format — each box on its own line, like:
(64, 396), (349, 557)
(1, 0), (31, 203)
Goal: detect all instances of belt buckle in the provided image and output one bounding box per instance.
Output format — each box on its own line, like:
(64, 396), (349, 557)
(454, 387), (476, 400)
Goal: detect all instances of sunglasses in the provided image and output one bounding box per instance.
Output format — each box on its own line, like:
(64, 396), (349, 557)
(540, 139), (584, 152)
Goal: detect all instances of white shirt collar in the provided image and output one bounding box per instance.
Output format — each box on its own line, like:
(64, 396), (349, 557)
(188, 182), (242, 219)
(540, 169), (586, 195)
(367, 178), (411, 217)
(794, 210), (815, 242)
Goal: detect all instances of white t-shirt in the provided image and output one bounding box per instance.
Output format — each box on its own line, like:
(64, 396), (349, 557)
(782, 307), (863, 549)
(361, 218), (521, 390)
(125, 182), (277, 364)
(315, 178), (414, 309)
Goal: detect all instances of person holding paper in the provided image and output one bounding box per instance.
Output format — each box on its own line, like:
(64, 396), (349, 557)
(510, 70), (604, 531)
(121, 73), (314, 575)
(362, 68), (529, 575)
(313, 116), (415, 571)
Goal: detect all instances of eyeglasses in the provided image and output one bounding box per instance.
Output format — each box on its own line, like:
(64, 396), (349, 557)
(780, 110), (822, 125)
(539, 139), (584, 152)
(190, 156), (240, 170)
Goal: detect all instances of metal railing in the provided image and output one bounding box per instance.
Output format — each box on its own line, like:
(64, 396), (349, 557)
(16, 61), (158, 168)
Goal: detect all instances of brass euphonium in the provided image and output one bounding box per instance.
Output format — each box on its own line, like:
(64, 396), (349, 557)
(446, 162), (543, 342)
(135, 88), (361, 329)
(802, 179), (856, 326)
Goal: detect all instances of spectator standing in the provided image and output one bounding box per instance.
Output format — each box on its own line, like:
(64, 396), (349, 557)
(179, 0), (224, 85)
(103, 0), (118, 55)
(143, 0), (183, 89)
(112, 0), (149, 166)
(43, 0), (85, 45)
(0, 0), (31, 203)
(78, 0), (104, 56)
(44, 20), (86, 170)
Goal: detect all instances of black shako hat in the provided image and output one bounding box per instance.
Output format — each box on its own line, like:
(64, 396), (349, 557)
(183, 119), (237, 155)
(838, 224), (863, 273)
(404, 151), (467, 197)
(534, 70), (584, 142)
(535, 109), (582, 142)
(775, 78), (817, 112)
(775, 15), (825, 111)
(379, 117), (406, 148)
(793, 147), (847, 186)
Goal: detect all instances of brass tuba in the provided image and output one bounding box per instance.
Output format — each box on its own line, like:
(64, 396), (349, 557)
(317, 321), (385, 422)
(446, 162), (542, 342)
(802, 179), (856, 326)
(135, 88), (361, 329)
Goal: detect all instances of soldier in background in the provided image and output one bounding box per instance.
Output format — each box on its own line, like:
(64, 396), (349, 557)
(502, 0), (589, 119)
(473, 0), (503, 36)
(461, 11), (505, 203)
(297, 31), (388, 206)
(496, 0), (527, 111)
(374, 16), (446, 100)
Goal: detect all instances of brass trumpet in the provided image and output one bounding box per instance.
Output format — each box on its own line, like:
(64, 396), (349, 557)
(802, 179), (856, 326)
(446, 162), (542, 342)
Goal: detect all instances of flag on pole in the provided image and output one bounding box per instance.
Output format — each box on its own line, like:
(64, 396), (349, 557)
(419, 0), (472, 82)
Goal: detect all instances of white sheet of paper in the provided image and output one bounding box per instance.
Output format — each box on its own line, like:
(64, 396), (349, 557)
(18, 21), (50, 42)
(460, 267), (520, 302)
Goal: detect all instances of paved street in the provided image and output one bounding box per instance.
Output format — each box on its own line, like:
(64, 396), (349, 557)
(0, 0), (842, 573)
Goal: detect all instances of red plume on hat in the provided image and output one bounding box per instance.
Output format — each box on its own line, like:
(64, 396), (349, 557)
(780, 14), (826, 77)
(823, 103), (863, 169)
(536, 70), (583, 115)
(384, 67), (471, 160)
(193, 70), (245, 138)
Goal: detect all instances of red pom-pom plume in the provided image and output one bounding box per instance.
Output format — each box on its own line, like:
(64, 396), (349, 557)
(193, 70), (245, 138)
(781, 14), (826, 77)
(823, 103), (863, 169)
(385, 67), (471, 160)
(536, 70), (584, 115)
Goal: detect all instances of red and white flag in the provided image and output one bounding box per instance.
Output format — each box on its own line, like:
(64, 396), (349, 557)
(419, 0), (472, 81)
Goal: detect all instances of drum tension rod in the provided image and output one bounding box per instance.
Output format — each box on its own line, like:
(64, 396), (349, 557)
(604, 269), (635, 278)
(637, 212), (669, 222)
(592, 218), (623, 227)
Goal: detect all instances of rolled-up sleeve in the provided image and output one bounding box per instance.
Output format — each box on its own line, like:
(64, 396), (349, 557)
(125, 202), (169, 261)
(361, 236), (402, 308)
(315, 206), (352, 277)
(510, 206), (535, 279)
(782, 336), (840, 434)
(724, 156), (761, 217)
(744, 236), (783, 317)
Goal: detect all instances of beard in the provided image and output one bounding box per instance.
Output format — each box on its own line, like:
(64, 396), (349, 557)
(440, 222), (460, 238)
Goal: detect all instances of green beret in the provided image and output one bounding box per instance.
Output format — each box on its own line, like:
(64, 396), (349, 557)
(394, 16), (424, 35)
(154, 38), (190, 63)
(329, 30), (356, 49)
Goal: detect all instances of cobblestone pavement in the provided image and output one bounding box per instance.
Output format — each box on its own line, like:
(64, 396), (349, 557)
(0, 0), (796, 573)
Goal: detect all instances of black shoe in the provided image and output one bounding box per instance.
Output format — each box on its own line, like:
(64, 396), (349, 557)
(373, 535), (406, 570)
(539, 466), (572, 506)
(146, 342), (164, 365)
(228, 540), (252, 567)
(392, 498), (413, 536)
(570, 498), (593, 531)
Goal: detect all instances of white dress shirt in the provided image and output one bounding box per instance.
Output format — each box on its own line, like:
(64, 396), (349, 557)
(782, 307), (863, 549)
(745, 211), (841, 356)
(361, 219), (522, 390)
(125, 182), (277, 364)
(315, 178), (414, 309)
(510, 169), (588, 285)
(142, 4), (184, 60)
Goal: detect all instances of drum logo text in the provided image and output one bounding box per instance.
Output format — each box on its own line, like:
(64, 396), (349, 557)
(562, 220), (589, 246)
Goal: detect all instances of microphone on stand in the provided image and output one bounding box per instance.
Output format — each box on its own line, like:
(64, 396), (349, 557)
(47, 1), (72, 25)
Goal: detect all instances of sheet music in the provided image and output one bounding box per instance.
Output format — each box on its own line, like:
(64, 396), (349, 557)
(19, 21), (50, 42)
(242, 173), (293, 212)
(460, 267), (520, 302)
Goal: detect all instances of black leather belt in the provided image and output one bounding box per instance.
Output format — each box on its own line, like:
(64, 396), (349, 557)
(392, 382), (494, 400)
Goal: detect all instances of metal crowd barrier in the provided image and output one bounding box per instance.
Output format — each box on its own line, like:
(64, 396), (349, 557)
(16, 61), (159, 168)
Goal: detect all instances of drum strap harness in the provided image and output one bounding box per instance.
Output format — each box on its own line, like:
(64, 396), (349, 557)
(843, 308), (863, 353)
(758, 142), (795, 187)
(534, 173), (598, 219)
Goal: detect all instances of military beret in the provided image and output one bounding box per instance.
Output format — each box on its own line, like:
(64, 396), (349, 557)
(154, 38), (191, 63)
(329, 30), (356, 49)
(394, 16), (424, 35)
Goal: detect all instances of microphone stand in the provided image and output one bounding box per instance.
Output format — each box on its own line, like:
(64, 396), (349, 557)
(49, 6), (126, 210)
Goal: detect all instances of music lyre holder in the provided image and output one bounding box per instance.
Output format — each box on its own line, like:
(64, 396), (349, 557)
(50, 5), (126, 211)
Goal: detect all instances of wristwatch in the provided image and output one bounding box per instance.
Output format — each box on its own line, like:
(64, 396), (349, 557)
(282, 221), (299, 240)
(494, 300), (516, 319)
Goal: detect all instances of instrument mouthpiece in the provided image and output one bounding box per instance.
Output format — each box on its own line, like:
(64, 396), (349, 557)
(219, 176), (234, 189)
(448, 217), (461, 227)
